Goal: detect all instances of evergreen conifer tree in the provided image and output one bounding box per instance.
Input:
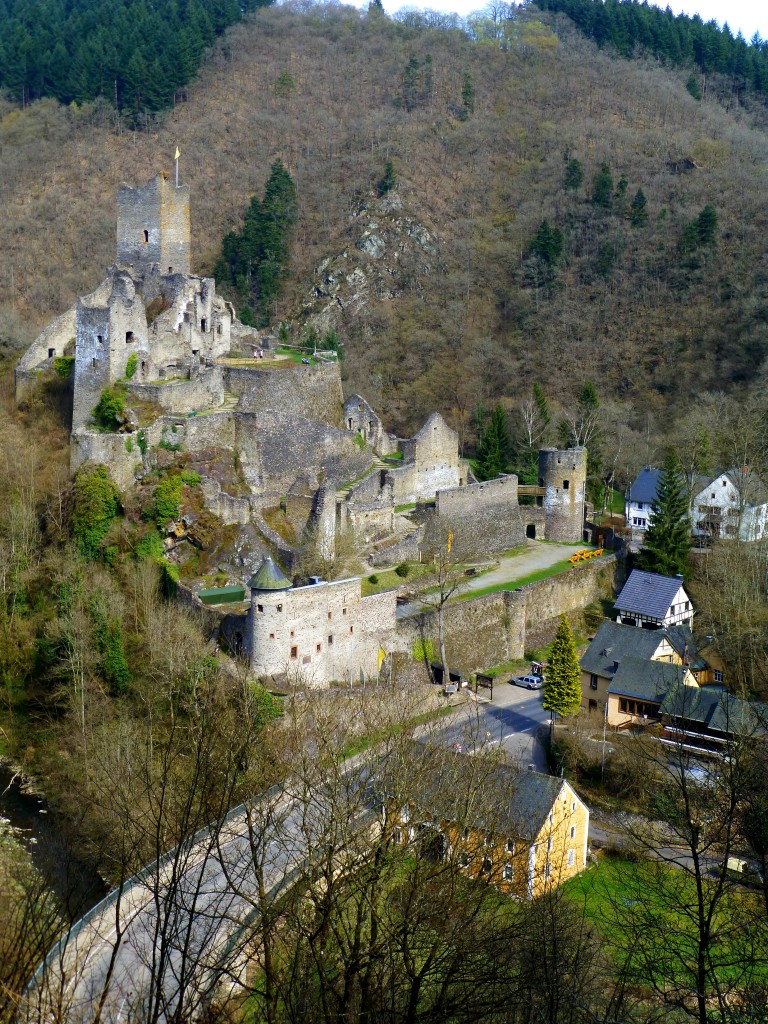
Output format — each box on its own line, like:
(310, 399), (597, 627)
(630, 188), (648, 226)
(636, 455), (691, 578)
(543, 616), (582, 718)
(564, 157), (583, 191)
(476, 406), (511, 481)
(592, 164), (613, 208)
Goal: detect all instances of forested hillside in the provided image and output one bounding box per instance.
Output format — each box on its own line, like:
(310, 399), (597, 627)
(1, 0), (767, 465)
(0, 0), (273, 110)
(534, 0), (768, 100)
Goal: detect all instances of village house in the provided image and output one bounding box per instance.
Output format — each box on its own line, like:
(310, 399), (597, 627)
(393, 764), (589, 901)
(614, 569), (693, 629)
(660, 684), (767, 753)
(579, 620), (700, 728)
(690, 469), (768, 542)
(624, 466), (661, 534)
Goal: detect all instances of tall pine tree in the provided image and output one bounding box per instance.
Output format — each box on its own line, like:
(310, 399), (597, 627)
(636, 455), (691, 578)
(543, 616), (582, 719)
(476, 406), (511, 481)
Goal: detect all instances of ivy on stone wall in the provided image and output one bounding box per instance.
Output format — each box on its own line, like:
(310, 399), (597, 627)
(72, 464), (121, 559)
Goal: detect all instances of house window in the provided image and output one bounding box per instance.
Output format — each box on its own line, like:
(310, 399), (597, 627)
(463, 827), (470, 841)
(544, 863), (552, 880)
(257, 604), (264, 613)
(590, 674), (598, 690)
(571, 802), (576, 813)
(714, 670), (723, 683)
(619, 698), (656, 716)
(567, 849), (575, 868)
(316, 643), (322, 654)
(503, 864), (514, 881)
(328, 635), (334, 645)
(549, 813), (554, 826)
(480, 858), (492, 874)
(637, 502), (644, 510)
(547, 837), (552, 853)
(570, 826), (576, 840)
(459, 851), (470, 868)
(290, 646), (298, 660)
(125, 331), (134, 343)
(722, 480), (727, 486)
(393, 828), (402, 844)
(506, 838), (515, 854)
(563, 479), (570, 490)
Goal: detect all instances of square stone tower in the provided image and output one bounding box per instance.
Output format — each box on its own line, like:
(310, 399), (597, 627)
(116, 173), (190, 279)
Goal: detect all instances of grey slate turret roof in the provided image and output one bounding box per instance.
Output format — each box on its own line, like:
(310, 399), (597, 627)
(615, 569), (687, 620)
(248, 556), (292, 592)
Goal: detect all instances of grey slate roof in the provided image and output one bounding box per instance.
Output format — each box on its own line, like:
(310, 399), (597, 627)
(608, 657), (688, 702)
(248, 556), (292, 592)
(410, 755), (575, 841)
(660, 685), (766, 737)
(615, 569), (686, 620)
(628, 467), (662, 504)
(580, 620), (665, 677)
(664, 624), (708, 671)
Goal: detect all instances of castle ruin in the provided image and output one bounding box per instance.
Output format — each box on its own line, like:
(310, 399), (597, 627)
(17, 172), (590, 687)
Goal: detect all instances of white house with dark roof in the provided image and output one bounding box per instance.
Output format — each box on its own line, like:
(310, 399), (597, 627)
(614, 569), (693, 629)
(691, 469), (768, 542)
(625, 467), (661, 533)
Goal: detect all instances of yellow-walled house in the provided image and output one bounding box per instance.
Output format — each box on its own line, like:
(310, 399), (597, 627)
(395, 765), (590, 900)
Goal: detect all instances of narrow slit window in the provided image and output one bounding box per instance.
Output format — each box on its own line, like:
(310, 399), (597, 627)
(143, 229), (149, 244)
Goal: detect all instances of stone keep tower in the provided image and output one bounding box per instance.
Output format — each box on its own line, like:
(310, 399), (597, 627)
(116, 173), (191, 280)
(539, 447), (587, 543)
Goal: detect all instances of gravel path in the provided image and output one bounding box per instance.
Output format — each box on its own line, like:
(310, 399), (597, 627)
(462, 540), (589, 593)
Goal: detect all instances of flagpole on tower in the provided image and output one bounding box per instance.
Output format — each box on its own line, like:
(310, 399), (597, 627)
(174, 147), (180, 188)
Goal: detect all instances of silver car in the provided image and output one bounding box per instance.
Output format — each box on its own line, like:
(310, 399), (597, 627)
(513, 674), (542, 690)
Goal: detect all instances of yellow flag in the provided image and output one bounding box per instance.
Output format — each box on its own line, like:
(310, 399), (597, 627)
(174, 147), (181, 160)
(447, 530), (454, 553)
(377, 648), (386, 671)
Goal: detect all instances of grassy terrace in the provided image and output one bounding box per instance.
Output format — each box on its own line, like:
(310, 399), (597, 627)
(361, 563), (435, 597)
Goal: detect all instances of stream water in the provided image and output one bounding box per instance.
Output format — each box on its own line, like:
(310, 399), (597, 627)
(0, 763), (107, 918)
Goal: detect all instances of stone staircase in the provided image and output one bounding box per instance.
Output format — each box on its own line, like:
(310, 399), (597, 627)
(336, 455), (389, 501)
(221, 390), (239, 411)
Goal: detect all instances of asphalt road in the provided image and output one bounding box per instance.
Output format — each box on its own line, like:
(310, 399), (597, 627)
(434, 682), (550, 771)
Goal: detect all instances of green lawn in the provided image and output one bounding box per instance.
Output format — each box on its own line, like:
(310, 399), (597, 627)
(361, 563), (435, 597)
(457, 558), (576, 599)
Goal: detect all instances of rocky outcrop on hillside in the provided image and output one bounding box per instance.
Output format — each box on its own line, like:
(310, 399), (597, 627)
(301, 190), (443, 334)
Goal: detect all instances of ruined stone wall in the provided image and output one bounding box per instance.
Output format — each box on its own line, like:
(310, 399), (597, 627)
(224, 362), (343, 427)
(116, 175), (190, 278)
(236, 414), (370, 498)
(70, 430), (144, 491)
(17, 308), (76, 377)
(540, 448), (587, 543)
(395, 554), (621, 674)
(427, 475), (526, 558)
(249, 578), (397, 686)
(201, 479), (252, 526)
(369, 526), (425, 566)
(343, 394), (396, 456)
(341, 500), (395, 547)
(128, 366), (224, 415)
(387, 413), (460, 504)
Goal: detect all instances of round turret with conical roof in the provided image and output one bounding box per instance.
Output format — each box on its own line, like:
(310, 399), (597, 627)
(248, 555), (292, 593)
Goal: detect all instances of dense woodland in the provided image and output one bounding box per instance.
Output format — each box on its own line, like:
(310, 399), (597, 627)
(0, 0), (273, 111)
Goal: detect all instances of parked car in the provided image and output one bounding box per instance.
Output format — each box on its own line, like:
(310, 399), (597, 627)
(512, 675), (543, 690)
